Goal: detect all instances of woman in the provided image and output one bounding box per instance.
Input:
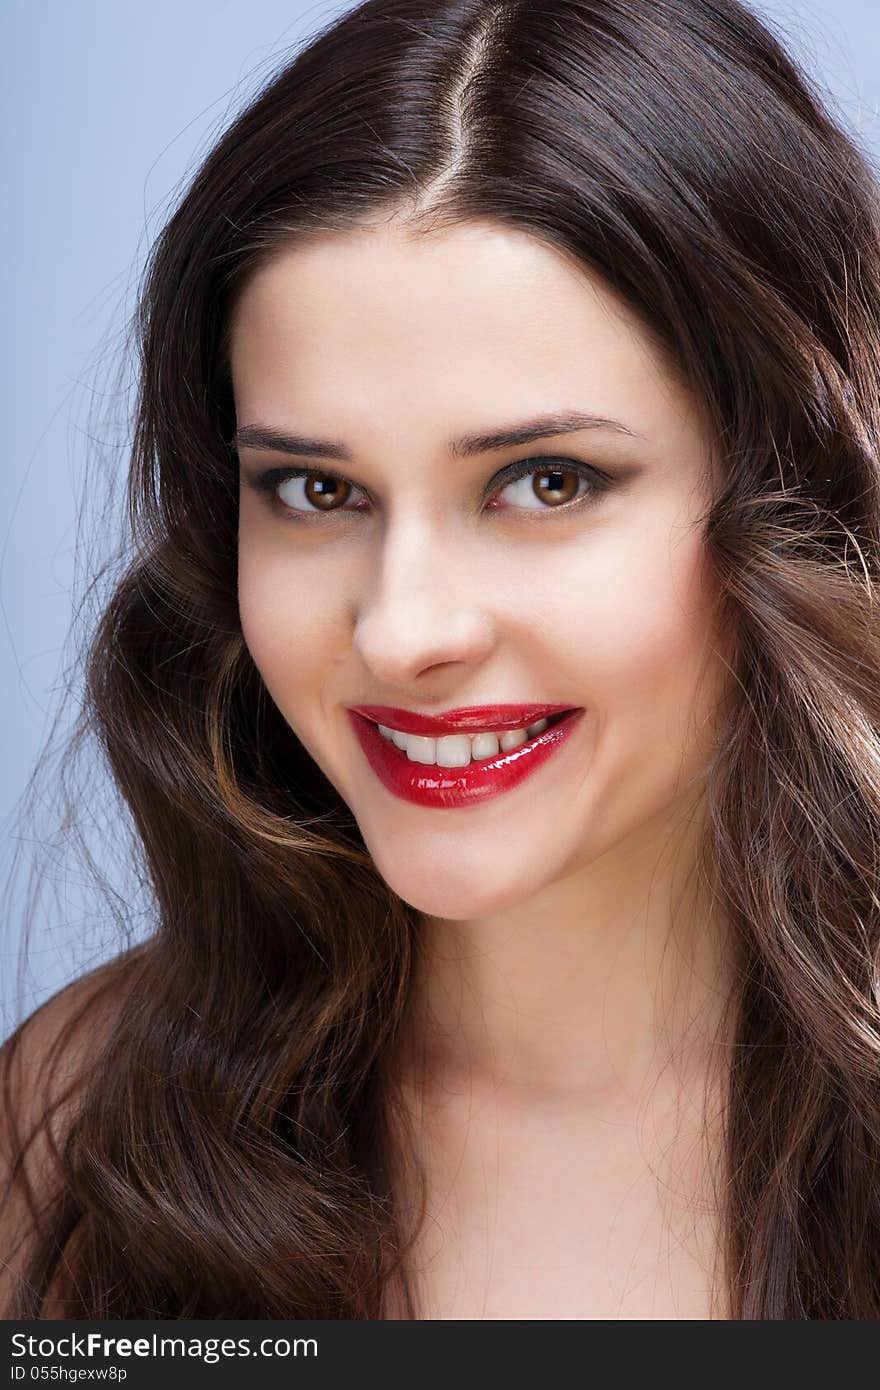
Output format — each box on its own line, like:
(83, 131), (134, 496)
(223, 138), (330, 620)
(3, 0), (880, 1318)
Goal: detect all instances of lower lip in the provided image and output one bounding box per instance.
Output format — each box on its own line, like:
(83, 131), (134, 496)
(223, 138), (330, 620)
(347, 709), (586, 809)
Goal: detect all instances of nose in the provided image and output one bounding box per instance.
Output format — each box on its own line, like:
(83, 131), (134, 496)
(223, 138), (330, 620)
(351, 517), (496, 686)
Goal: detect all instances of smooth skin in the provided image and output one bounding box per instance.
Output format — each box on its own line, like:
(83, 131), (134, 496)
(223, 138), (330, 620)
(231, 215), (737, 1318)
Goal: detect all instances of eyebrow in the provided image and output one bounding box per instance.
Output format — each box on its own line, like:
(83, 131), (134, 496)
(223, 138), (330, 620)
(230, 410), (643, 463)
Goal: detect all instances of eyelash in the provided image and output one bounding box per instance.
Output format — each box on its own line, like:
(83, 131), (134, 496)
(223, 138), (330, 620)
(245, 457), (614, 522)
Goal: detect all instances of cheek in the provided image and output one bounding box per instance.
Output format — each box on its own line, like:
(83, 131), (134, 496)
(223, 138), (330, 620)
(615, 563), (725, 810)
(599, 541), (713, 684)
(237, 542), (347, 705)
(545, 518), (726, 774)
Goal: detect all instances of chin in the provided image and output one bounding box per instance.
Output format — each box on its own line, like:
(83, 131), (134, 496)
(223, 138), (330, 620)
(369, 851), (544, 922)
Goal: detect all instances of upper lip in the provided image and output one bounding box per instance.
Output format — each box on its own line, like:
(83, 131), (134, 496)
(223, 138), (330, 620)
(347, 703), (580, 735)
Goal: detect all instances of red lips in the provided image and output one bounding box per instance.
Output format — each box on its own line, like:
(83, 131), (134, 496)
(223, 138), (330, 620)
(347, 703), (578, 736)
(347, 706), (586, 809)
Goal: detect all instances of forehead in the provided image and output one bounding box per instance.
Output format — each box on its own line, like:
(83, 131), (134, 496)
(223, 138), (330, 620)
(228, 220), (702, 456)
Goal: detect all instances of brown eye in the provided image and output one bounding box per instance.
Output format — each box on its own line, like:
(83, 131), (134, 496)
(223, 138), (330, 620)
(304, 475), (352, 509)
(491, 461), (600, 513)
(287, 474), (353, 510)
(530, 466), (581, 506)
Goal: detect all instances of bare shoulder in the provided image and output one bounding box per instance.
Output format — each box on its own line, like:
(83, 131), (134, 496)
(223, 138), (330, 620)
(0, 946), (147, 1315)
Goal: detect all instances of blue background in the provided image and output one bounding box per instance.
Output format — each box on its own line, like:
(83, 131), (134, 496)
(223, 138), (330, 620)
(2, 0), (879, 1039)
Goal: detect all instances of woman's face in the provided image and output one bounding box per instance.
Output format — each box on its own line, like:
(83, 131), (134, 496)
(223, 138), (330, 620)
(231, 218), (732, 920)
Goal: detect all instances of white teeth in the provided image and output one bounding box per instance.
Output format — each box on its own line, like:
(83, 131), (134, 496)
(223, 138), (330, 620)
(436, 734), (472, 767)
(405, 734), (437, 764)
(471, 731), (501, 760)
(500, 727), (528, 752)
(376, 715), (554, 766)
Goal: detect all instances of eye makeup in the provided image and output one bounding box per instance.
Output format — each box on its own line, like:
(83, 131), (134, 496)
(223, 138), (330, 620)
(240, 455), (619, 523)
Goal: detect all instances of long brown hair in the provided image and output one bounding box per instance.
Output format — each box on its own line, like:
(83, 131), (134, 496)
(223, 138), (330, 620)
(4, 0), (880, 1318)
